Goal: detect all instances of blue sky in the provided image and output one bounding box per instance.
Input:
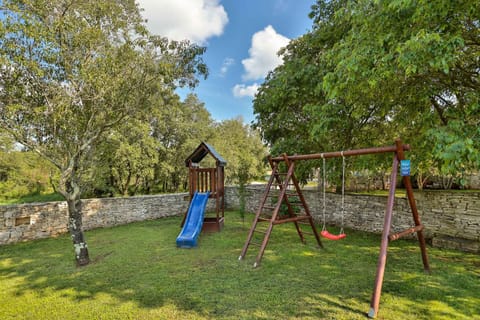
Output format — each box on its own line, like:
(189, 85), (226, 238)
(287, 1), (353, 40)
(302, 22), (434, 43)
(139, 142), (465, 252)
(137, 0), (314, 124)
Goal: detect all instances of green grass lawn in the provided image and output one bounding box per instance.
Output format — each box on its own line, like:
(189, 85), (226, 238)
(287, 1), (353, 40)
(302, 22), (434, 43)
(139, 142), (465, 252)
(0, 212), (479, 319)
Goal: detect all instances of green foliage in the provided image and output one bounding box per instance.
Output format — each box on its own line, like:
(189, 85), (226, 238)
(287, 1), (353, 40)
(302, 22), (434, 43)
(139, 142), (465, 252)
(210, 117), (268, 185)
(272, 196), (302, 216)
(73, 95), (267, 197)
(0, 192), (64, 205)
(150, 94), (215, 193)
(0, 92), (268, 199)
(253, 0), (480, 187)
(429, 120), (480, 187)
(0, 0), (208, 201)
(0, 214), (478, 319)
(89, 119), (160, 196)
(0, 149), (57, 200)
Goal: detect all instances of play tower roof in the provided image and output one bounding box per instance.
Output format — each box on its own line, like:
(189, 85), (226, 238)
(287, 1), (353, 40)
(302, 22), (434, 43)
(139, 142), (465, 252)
(185, 142), (227, 167)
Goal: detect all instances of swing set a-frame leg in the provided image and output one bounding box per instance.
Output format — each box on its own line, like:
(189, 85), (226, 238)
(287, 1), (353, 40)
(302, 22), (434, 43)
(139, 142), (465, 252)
(397, 142), (431, 274)
(368, 139), (431, 319)
(368, 153), (398, 318)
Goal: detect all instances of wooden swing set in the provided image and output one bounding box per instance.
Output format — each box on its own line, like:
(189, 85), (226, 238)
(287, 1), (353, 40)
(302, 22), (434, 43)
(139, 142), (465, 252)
(238, 139), (430, 318)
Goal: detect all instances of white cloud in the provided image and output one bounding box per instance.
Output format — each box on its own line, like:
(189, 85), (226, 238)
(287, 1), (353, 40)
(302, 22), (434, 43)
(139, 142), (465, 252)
(137, 0), (228, 44)
(241, 25), (290, 81)
(232, 83), (260, 98)
(220, 58), (235, 77)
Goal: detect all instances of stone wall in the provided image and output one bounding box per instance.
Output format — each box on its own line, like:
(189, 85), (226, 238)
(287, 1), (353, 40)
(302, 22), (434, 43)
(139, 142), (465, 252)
(0, 193), (190, 245)
(225, 186), (480, 253)
(1, 187), (479, 253)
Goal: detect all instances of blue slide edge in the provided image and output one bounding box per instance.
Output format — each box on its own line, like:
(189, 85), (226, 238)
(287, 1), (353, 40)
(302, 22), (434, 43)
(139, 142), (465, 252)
(176, 191), (210, 248)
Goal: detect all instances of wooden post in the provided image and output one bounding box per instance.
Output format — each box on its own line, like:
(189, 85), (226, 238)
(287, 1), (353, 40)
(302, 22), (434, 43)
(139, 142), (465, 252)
(368, 150), (399, 318)
(394, 139), (431, 273)
(220, 166), (225, 218)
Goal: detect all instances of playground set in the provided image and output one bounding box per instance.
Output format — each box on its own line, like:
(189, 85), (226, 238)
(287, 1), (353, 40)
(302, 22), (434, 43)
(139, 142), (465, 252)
(238, 138), (430, 318)
(177, 139), (430, 318)
(176, 142), (226, 248)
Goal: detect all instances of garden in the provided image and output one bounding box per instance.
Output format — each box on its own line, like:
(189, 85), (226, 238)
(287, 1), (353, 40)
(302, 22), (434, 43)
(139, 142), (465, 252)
(1, 212), (478, 320)
(1, 1), (479, 319)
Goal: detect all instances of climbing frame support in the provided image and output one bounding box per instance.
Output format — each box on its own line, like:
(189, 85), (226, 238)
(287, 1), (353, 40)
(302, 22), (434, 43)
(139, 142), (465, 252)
(238, 154), (323, 268)
(239, 139), (430, 319)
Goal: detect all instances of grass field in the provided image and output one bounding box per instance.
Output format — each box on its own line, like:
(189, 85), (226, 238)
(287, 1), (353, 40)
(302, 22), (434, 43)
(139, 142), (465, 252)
(0, 212), (479, 319)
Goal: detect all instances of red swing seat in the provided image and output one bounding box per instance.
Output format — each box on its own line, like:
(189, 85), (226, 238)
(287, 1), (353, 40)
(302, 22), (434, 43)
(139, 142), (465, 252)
(319, 154), (347, 241)
(321, 229), (346, 240)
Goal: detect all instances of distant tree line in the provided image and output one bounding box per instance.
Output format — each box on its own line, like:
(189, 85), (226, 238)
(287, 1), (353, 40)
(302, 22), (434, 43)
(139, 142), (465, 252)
(0, 100), (267, 200)
(90, 96), (268, 197)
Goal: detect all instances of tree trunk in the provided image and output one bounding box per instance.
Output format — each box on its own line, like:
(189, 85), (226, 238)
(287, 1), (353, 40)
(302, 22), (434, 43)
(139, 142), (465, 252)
(416, 172), (430, 191)
(66, 196), (90, 266)
(60, 166), (90, 267)
(416, 175), (424, 190)
(381, 171), (387, 190)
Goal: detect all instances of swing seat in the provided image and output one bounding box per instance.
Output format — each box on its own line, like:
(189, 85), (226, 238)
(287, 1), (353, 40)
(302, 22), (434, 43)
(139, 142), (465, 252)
(321, 230), (346, 240)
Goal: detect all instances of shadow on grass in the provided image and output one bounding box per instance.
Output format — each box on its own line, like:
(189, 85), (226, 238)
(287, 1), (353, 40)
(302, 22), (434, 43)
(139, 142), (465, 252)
(0, 213), (479, 319)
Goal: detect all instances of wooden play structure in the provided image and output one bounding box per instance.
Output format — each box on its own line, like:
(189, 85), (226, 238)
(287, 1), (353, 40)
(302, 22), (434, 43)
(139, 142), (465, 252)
(183, 142), (226, 232)
(239, 138), (430, 318)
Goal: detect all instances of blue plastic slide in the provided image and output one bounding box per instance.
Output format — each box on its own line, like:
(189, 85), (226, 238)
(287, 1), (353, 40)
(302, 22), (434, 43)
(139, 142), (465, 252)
(176, 191), (210, 248)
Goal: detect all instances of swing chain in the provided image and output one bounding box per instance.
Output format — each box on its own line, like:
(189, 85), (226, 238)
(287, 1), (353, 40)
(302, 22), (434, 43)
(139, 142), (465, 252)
(321, 154), (326, 232)
(320, 152), (346, 238)
(340, 151), (345, 234)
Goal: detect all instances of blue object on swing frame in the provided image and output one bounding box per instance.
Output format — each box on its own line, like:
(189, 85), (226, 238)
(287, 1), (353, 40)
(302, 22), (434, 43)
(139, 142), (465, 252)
(400, 159), (411, 176)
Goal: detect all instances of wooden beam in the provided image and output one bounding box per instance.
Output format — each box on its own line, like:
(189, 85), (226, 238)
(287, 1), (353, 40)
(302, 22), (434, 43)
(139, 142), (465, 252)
(270, 144), (410, 162)
(388, 225), (424, 241)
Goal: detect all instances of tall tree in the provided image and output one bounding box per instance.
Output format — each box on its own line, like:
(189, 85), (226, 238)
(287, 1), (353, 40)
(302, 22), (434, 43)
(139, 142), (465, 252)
(253, 0), (479, 185)
(316, 0), (480, 179)
(150, 93), (214, 193)
(92, 119), (160, 196)
(210, 117), (267, 185)
(0, 0), (207, 265)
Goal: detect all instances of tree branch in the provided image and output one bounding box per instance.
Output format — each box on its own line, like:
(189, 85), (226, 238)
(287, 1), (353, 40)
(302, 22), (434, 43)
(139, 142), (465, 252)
(430, 97), (449, 126)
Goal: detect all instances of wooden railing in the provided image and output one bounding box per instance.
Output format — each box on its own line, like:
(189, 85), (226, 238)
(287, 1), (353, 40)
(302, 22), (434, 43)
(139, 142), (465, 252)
(189, 167), (217, 196)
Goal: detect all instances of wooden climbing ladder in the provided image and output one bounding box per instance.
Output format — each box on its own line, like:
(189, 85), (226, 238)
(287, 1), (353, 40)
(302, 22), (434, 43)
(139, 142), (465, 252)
(238, 154), (323, 267)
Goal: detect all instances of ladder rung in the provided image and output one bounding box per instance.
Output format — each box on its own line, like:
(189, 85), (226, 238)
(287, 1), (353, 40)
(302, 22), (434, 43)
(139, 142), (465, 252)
(265, 193), (279, 197)
(239, 163), (320, 267)
(273, 216), (310, 225)
(262, 205), (276, 210)
(258, 217), (272, 222)
(289, 202), (305, 206)
(296, 216), (311, 220)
